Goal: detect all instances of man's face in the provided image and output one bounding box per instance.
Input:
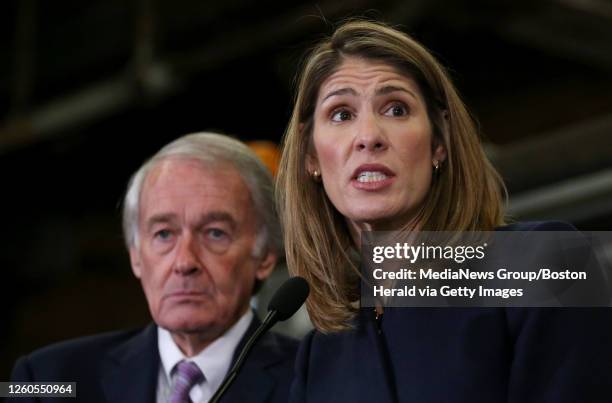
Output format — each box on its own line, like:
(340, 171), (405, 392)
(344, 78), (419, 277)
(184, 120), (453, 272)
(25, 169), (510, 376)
(129, 158), (276, 339)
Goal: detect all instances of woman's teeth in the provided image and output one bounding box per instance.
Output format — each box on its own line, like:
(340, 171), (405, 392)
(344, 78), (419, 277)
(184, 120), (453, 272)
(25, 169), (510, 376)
(357, 171), (388, 182)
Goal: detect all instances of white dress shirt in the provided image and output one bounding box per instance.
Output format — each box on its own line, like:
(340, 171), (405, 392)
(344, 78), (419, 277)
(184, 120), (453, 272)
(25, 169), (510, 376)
(156, 310), (253, 403)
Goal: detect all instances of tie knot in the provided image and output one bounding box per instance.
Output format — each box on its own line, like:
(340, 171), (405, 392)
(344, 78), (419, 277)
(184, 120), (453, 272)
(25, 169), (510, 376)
(175, 360), (204, 383)
(170, 360), (204, 403)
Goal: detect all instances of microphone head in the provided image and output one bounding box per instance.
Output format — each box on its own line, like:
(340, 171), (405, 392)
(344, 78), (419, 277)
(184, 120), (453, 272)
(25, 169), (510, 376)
(267, 276), (310, 321)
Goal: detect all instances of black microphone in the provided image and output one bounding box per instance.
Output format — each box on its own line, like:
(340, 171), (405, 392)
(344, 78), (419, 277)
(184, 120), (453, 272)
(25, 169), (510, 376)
(209, 276), (310, 403)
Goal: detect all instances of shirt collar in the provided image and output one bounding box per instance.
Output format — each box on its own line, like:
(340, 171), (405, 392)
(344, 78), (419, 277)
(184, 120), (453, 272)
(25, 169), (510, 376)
(157, 309), (253, 391)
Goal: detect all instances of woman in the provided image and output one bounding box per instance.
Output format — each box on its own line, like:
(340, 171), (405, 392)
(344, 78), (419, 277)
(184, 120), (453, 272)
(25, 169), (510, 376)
(277, 20), (612, 402)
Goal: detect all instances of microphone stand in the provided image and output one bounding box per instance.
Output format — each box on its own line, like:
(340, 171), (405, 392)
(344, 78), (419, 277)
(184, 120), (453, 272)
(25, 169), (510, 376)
(208, 309), (278, 403)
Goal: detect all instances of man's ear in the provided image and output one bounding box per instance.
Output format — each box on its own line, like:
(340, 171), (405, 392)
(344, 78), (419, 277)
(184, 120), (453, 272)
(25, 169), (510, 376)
(129, 246), (143, 279)
(255, 251), (277, 281)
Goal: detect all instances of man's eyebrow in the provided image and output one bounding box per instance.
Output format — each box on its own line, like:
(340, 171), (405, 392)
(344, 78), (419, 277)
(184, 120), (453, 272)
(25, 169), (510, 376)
(375, 85), (417, 100)
(322, 87), (358, 102)
(145, 212), (237, 231)
(199, 211), (237, 229)
(146, 213), (176, 232)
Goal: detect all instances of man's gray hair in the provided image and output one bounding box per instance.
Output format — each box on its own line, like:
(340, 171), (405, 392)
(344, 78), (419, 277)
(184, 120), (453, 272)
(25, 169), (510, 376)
(122, 132), (282, 258)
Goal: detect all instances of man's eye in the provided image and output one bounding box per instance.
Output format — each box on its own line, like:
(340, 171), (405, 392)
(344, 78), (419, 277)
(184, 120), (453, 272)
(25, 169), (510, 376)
(207, 228), (228, 241)
(331, 109), (353, 122)
(384, 103), (408, 117)
(154, 229), (173, 241)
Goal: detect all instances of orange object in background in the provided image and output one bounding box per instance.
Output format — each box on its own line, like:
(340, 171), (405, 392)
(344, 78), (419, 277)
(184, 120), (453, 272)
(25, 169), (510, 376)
(247, 140), (280, 177)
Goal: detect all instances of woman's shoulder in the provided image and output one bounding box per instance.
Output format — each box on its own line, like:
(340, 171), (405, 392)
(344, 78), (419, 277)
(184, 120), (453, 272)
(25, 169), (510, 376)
(496, 220), (577, 232)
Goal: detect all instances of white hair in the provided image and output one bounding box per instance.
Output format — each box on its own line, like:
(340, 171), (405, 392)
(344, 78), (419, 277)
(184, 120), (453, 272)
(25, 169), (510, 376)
(122, 132), (282, 259)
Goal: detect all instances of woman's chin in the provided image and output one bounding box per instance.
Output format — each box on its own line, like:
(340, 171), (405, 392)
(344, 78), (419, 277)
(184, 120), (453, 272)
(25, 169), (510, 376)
(345, 205), (420, 232)
(346, 210), (396, 229)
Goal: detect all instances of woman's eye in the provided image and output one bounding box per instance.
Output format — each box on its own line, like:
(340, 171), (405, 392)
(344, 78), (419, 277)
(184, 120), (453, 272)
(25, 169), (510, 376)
(384, 103), (408, 117)
(331, 109), (353, 122)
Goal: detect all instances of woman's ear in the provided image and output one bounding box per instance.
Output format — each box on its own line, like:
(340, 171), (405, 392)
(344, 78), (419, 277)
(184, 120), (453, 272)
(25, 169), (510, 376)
(433, 109), (449, 163)
(306, 153), (319, 174)
(433, 142), (447, 163)
(304, 123), (319, 174)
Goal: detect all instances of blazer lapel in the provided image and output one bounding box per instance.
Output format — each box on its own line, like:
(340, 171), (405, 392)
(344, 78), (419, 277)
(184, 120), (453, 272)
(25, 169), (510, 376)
(100, 324), (160, 403)
(360, 309), (398, 403)
(221, 361), (275, 403)
(220, 315), (276, 403)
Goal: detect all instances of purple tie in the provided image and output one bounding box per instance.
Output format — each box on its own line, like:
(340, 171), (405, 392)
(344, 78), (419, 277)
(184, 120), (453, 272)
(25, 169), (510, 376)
(170, 360), (204, 403)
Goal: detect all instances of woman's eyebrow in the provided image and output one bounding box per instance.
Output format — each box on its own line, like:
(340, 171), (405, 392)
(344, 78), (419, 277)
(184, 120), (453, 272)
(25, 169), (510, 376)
(322, 87), (357, 102)
(375, 85), (417, 100)
(321, 86), (418, 102)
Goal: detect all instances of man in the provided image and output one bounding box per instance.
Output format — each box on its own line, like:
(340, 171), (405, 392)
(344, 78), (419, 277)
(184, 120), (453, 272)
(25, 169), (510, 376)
(10, 133), (298, 403)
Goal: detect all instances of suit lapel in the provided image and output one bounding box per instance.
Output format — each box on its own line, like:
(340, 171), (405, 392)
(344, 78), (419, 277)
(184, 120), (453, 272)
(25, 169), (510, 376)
(221, 360), (275, 403)
(100, 324), (159, 403)
(220, 315), (277, 403)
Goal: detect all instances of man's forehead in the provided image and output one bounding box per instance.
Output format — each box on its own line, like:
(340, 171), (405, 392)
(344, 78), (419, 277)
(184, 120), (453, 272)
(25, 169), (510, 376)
(144, 158), (247, 193)
(145, 157), (230, 183)
(139, 158), (254, 221)
(144, 211), (238, 232)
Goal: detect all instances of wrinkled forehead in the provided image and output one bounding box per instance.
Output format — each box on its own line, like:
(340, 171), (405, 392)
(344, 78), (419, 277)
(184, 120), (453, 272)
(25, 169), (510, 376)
(139, 157), (254, 221)
(143, 157), (239, 190)
(316, 57), (424, 102)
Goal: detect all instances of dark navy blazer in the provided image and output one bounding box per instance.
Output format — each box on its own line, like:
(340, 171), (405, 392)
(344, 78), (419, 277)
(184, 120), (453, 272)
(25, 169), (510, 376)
(290, 222), (612, 403)
(10, 316), (298, 403)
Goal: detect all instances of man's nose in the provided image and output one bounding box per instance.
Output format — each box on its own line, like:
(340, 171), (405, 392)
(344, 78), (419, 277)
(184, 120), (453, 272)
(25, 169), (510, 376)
(172, 233), (201, 276)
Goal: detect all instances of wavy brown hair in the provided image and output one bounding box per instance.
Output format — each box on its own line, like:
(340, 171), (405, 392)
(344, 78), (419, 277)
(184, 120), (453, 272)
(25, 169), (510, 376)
(277, 19), (506, 333)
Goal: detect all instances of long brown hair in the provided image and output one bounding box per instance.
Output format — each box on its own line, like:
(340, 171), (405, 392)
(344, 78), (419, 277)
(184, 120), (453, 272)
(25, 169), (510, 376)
(277, 19), (506, 332)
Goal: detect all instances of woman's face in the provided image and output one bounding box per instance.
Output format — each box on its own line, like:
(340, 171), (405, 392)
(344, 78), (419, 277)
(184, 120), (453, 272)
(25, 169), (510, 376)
(309, 57), (446, 231)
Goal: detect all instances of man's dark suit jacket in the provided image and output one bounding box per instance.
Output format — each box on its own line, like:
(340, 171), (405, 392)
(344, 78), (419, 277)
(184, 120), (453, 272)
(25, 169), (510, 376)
(9, 315), (298, 403)
(290, 222), (612, 403)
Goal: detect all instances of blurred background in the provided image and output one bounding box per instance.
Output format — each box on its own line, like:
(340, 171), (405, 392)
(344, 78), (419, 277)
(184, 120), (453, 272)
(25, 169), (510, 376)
(2, 0), (612, 378)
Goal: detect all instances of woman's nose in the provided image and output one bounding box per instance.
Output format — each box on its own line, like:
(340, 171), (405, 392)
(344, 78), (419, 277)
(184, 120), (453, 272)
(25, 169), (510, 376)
(354, 112), (388, 152)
